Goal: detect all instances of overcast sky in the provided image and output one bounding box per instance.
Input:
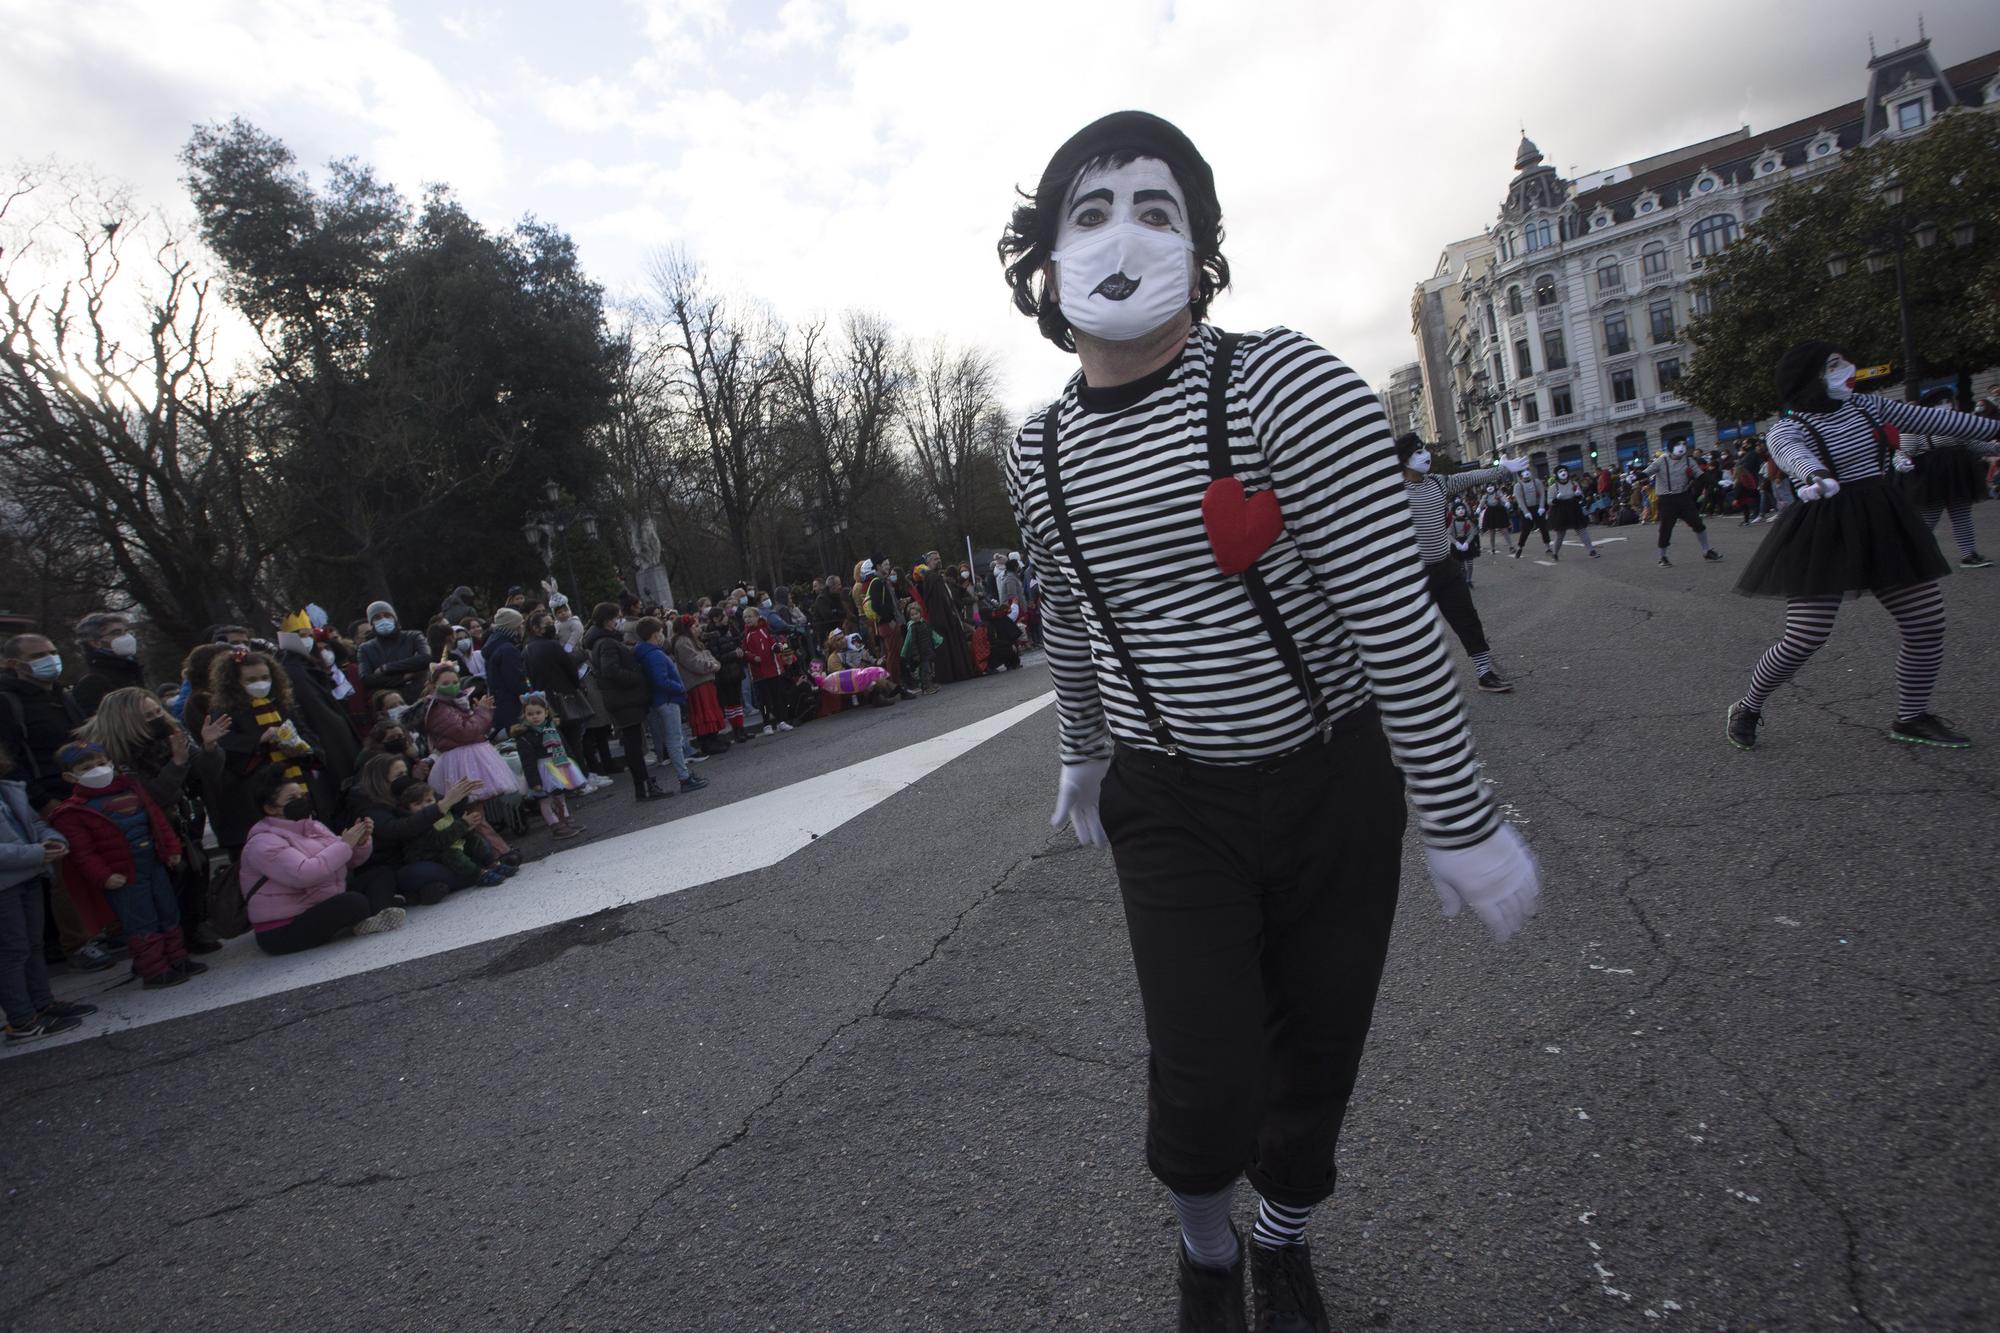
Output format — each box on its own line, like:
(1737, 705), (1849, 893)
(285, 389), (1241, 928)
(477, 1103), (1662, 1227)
(5, 0), (1996, 412)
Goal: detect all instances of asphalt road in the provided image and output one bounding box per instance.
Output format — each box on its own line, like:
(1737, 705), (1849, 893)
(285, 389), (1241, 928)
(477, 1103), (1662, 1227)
(3, 516), (1997, 1332)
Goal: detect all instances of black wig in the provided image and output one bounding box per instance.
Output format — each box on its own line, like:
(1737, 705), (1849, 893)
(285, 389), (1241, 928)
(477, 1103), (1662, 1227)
(998, 111), (1230, 352)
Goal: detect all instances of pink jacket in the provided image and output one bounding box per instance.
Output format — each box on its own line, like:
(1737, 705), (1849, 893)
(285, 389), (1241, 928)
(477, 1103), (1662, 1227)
(238, 815), (374, 929)
(424, 696), (493, 753)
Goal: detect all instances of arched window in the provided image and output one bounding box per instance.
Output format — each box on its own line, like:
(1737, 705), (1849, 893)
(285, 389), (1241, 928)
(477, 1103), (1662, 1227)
(1641, 242), (1669, 278)
(1506, 286), (1523, 316)
(1597, 259), (1624, 293)
(1524, 219), (1553, 252)
(1534, 275), (1558, 307)
(1688, 214), (1740, 258)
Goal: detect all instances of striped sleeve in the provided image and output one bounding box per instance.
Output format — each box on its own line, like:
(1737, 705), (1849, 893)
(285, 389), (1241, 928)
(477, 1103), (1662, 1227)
(1007, 414), (1112, 766)
(1869, 395), (2000, 444)
(1239, 331), (1501, 849)
(1765, 420), (1825, 483)
(1444, 466), (1507, 497)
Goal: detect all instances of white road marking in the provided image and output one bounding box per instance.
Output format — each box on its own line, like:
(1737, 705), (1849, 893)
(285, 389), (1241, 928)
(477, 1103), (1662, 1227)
(13, 693), (1058, 1055)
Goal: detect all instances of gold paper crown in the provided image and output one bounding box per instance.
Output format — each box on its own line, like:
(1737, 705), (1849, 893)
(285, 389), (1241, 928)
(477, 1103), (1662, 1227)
(278, 609), (313, 635)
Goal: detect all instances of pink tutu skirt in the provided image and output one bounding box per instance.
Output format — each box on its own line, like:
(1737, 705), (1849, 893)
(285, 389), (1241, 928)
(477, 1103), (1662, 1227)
(819, 666), (888, 696)
(429, 741), (523, 800)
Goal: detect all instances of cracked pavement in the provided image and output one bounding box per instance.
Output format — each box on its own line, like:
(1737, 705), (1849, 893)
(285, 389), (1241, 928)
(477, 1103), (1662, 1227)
(2, 520), (1997, 1330)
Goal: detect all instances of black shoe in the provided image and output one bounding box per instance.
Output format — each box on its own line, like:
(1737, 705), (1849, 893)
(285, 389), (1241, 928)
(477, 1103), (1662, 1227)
(1703, 549), (1724, 561)
(1249, 1240), (1329, 1333)
(680, 775), (709, 793)
(1888, 713), (1972, 749)
(1726, 702), (1761, 751)
(4, 1014), (81, 1044)
(416, 880), (450, 906)
(186, 924), (224, 954)
(1962, 552), (1993, 569)
(1511, 546), (1523, 559)
(1177, 1233), (1247, 1333)
(142, 969), (188, 990)
(174, 958), (209, 978)
(1657, 555), (1672, 567)
(1476, 671), (1513, 693)
(636, 780), (670, 801)
(36, 1000), (97, 1020)
(65, 942), (118, 972)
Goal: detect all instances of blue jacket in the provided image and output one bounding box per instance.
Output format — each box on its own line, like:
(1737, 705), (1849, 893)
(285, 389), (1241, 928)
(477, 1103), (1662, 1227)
(634, 641), (687, 710)
(0, 778), (65, 893)
(483, 629), (529, 734)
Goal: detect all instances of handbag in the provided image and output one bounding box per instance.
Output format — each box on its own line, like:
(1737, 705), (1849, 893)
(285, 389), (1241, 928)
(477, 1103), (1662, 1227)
(207, 867), (267, 940)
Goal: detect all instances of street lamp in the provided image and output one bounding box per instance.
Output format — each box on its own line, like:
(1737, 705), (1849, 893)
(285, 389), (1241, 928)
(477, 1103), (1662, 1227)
(524, 479), (592, 601)
(1823, 177), (1979, 401)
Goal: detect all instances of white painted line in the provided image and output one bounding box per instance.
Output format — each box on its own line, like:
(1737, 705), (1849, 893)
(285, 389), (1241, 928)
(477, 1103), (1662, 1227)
(12, 692), (1058, 1054)
(1593, 537), (1629, 544)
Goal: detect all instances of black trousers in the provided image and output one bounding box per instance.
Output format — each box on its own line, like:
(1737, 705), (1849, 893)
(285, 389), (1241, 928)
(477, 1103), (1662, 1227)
(1657, 491), (1706, 547)
(1517, 508), (1551, 546)
(1422, 559), (1489, 657)
(1098, 706), (1406, 1209)
(254, 893), (372, 955)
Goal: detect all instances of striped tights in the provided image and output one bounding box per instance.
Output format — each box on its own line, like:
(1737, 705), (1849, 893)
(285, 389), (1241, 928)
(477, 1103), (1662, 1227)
(1922, 504), (1978, 558)
(1739, 582), (1946, 720)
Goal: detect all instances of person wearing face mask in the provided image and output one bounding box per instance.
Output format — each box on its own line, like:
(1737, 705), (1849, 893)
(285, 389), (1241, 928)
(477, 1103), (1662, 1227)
(70, 612), (147, 717)
(586, 603), (668, 797)
(1449, 500), (1481, 584)
(1647, 441), (1721, 567)
(1727, 341), (2000, 753)
(482, 608), (530, 736)
(1898, 385), (1997, 568)
(1508, 466), (1554, 560)
(273, 611), (362, 810)
(1546, 466), (1600, 560)
(203, 650), (324, 859)
(418, 663), (525, 858)
(357, 600), (433, 697)
(1395, 435), (1527, 692)
(238, 768), (402, 954)
(999, 111), (1541, 1330)
(0, 635), (87, 814)
(48, 742), (201, 988)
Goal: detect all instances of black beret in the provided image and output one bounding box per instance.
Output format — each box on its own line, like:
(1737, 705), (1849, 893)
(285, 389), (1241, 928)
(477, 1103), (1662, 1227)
(1775, 339), (1843, 408)
(1030, 111), (1215, 246)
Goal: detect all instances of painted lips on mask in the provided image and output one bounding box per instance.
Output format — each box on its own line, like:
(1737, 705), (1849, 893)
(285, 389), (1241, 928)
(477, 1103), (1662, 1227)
(1093, 273), (1141, 301)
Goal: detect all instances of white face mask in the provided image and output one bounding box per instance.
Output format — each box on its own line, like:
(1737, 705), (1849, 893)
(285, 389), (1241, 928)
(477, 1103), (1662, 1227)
(1557, 470), (1569, 481)
(1053, 157), (1196, 343)
(1672, 443), (1687, 457)
(1407, 449), (1432, 474)
(246, 679), (273, 698)
(75, 765), (115, 789)
(109, 633), (138, 658)
(1825, 357), (1856, 402)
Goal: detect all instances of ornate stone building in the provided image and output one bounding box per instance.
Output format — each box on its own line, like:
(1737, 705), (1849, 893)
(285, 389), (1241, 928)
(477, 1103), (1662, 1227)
(1412, 35), (2000, 472)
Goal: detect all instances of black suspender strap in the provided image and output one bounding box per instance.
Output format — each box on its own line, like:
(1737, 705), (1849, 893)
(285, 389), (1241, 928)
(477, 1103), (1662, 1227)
(1040, 402), (1182, 755)
(1204, 334), (1336, 739)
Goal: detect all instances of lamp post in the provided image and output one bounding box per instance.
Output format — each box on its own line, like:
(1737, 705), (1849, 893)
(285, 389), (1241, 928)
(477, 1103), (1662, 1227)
(523, 479), (596, 602)
(1825, 177), (1977, 402)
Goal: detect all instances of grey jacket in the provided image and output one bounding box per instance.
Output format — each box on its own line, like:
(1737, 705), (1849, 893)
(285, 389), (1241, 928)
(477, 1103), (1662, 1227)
(1649, 454), (1701, 494)
(1513, 474), (1548, 511)
(0, 778), (64, 893)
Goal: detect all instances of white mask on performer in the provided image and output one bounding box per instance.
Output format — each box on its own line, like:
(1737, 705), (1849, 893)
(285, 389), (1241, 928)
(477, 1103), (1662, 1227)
(1825, 355), (1856, 402)
(1672, 443), (1687, 457)
(1407, 449), (1432, 475)
(1052, 157), (1197, 343)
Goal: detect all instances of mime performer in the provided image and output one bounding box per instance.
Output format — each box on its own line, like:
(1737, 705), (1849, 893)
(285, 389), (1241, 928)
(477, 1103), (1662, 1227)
(999, 111), (1542, 1333)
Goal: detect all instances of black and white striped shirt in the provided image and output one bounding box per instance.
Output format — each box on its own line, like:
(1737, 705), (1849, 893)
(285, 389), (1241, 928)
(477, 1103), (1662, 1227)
(1006, 324), (1500, 850)
(1770, 394), (2000, 484)
(1406, 468), (1509, 563)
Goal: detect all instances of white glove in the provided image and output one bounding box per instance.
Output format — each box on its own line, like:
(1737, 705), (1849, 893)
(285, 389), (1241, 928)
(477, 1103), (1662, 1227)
(1797, 475), (1841, 503)
(1051, 758), (1110, 848)
(1424, 823), (1543, 942)
(1892, 451), (1916, 473)
(1501, 457), (1532, 474)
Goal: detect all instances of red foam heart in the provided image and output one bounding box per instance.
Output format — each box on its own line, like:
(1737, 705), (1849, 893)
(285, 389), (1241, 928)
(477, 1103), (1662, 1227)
(1202, 478), (1283, 576)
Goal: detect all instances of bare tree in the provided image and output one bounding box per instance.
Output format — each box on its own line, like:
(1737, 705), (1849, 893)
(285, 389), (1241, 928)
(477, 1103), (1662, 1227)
(0, 167), (273, 644)
(647, 248), (787, 575)
(902, 339), (1007, 544)
(781, 310), (905, 528)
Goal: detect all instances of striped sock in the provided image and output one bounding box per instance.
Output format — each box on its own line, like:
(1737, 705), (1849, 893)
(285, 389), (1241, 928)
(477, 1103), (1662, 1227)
(724, 705), (744, 728)
(1171, 1185), (1240, 1270)
(1471, 652), (1494, 676)
(1252, 1196), (1313, 1250)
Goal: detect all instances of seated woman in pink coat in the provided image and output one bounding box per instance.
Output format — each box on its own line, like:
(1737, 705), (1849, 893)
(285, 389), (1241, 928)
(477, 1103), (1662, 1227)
(238, 767), (405, 955)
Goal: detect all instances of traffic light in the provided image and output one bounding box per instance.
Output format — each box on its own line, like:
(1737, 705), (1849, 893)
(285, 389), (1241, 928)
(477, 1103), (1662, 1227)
(1589, 447), (1600, 460)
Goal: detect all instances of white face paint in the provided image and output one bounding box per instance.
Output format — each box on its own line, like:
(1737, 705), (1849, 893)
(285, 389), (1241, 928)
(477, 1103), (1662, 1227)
(1406, 449), (1432, 474)
(1052, 157), (1196, 343)
(1672, 443), (1687, 457)
(1825, 354), (1856, 402)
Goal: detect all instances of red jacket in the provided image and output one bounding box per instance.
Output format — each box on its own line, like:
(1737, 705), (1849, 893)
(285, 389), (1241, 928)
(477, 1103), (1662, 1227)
(743, 625), (780, 680)
(48, 773), (184, 895)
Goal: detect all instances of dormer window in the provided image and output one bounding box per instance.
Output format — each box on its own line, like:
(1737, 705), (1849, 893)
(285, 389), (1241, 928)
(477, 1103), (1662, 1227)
(1809, 132), (1838, 159)
(1693, 170), (1720, 195)
(1756, 155), (1781, 176)
(1895, 98), (1927, 132)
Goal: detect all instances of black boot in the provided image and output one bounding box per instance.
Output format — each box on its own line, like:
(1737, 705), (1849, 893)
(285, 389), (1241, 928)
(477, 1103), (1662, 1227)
(1177, 1231), (1247, 1333)
(636, 779), (670, 802)
(1249, 1240), (1329, 1332)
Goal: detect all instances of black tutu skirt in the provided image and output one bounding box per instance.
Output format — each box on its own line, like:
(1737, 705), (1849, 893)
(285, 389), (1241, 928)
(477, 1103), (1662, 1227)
(1902, 445), (1988, 509)
(1735, 477), (1950, 599)
(1549, 496), (1587, 530)
(1479, 508), (1510, 531)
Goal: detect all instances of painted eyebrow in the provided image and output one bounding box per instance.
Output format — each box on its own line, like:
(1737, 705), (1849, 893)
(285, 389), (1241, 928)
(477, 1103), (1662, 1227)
(1132, 189), (1181, 207)
(1071, 188), (1113, 209)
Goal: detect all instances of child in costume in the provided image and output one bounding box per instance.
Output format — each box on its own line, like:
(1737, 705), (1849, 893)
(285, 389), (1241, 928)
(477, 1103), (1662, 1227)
(394, 776), (515, 888)
(48, 742), (206, 988)
(511, 693), (584, 840)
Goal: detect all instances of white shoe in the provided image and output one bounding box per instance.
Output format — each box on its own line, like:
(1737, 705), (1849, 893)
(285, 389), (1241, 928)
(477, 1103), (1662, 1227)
(777, 722), (794, 732)
(354, 906), (407, 936)
(585, 775), (613, 791)
(761, 725), (775, 736)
